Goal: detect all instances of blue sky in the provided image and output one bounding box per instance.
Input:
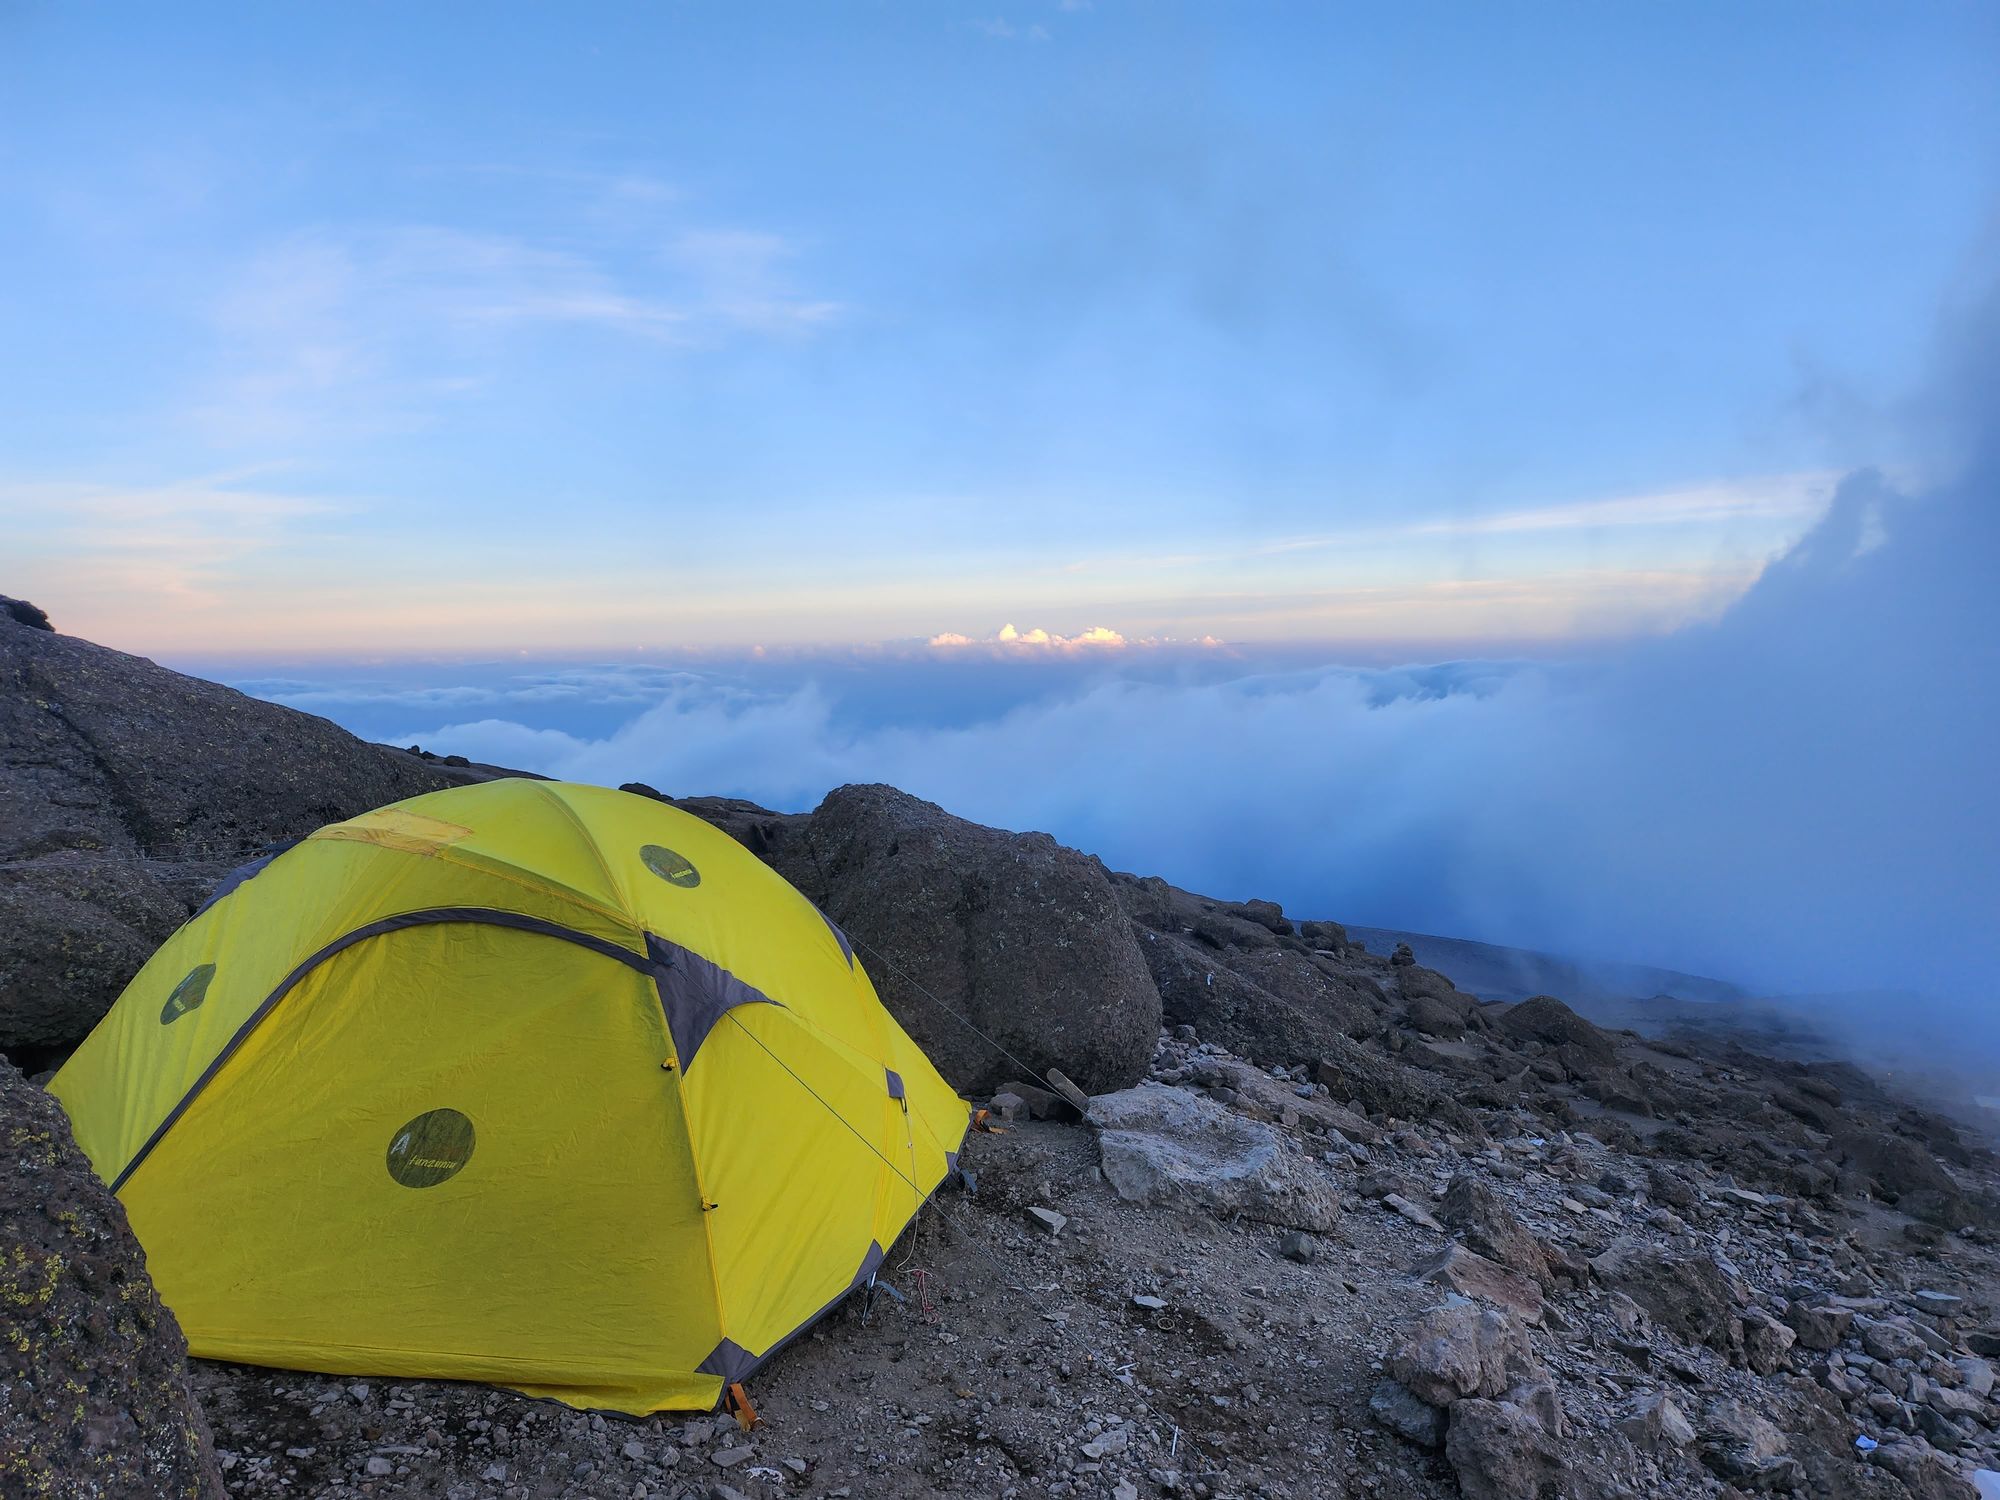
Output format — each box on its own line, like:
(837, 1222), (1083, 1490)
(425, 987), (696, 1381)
(6, 2), (1994, 655)
(6, 5), (1999, 1027)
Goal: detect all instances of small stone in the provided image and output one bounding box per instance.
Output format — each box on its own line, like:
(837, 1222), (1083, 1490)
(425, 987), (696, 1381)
(1740, 1308), (1798, 1375)
(365, 1456), (393, 1477)
(1383, 1193), (1444, 1232)
(1370, 1380), (1448, 1448)
(1027, 1206), (1068, 1236)
(1279, 1230), (1318, 1264)
(622, 1439), (647, 1460)
(1954, 1357), (1994, 1399)
(482, 1464), (508, 1482)
(1619, 1391), (1696, 1449)
(1860, 1318), (1930, 1364)
(1132, 1294), (1167, 1310)
(710, 1446), (755, 1468)
(1081, 1425), (1131, 1459)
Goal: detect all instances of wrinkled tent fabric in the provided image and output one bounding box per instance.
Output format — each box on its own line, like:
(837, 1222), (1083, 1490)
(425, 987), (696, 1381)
(50, 779), (970, 1414)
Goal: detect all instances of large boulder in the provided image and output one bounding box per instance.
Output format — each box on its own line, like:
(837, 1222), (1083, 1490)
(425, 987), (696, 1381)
(1591, 1235), (1740, 1348)
(1443, 1397), (1564, 1500)
(1441, 1174), (1555, 1289)
(1493, 994), (1618, 1066)
(0, 1061), (223, 1497)
(726, 784), (1161, 1095)
(1388, 1299), (1546, 1408)
(1398, 965), (1480, 1039)
(1129, 926), (1387, 1060)
(1085, 1082), (1340, 1231)
(1407, 1243), (1544, 1325)
(0, 607), (473, 1049)
(1694, 1396), (1803, 1490)
(1836, 1125), (1971, 1228)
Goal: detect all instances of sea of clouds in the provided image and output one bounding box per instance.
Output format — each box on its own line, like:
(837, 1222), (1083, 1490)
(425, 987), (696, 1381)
(236, 290), (1999, 1069)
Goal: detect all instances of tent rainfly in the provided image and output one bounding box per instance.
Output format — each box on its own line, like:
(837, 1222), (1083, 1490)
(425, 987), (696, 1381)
(51, 779), (970, 1413)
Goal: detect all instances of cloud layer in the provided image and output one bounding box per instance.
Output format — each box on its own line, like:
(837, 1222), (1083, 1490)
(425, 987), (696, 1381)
(375, 375), (1996, 1078)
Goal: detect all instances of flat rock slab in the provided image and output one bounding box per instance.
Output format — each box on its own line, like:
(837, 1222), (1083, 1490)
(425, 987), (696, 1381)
(1086, 1082), (1340, 1232)
(0, 1065), (224, 1498)
(1409, 1244), (1545, 1325)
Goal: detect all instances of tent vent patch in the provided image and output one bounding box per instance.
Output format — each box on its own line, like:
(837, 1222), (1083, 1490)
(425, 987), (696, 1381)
(386, 1109), (477, 1188)
(641, 844), (701, 888)
(160, 964), (216, 1025)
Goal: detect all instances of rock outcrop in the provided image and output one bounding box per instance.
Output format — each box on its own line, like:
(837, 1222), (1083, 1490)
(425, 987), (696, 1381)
(0, 1061), (223, 1497)
(0, 606), (475, 1049)
(687, 784), (1162, 1095)
(1085, 1081), (1339, 1231)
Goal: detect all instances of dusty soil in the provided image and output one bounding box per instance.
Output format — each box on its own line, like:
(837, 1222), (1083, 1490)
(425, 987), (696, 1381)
(187, 1027), (2000, 1500)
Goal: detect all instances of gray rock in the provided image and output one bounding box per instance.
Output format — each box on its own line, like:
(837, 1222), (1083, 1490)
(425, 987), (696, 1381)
(1865, 1438), (1980, 1500)
(0, 612), (473, 1047)
(1784, 1300), (1853, 1351)
(1, 595), (52, 631)
(1493, 994), (1617, 1065)
(0, 1063), (224, 1498)
(1407, 1243), (1544, 1325)
(1953, 1356), (1994, 1399)
(1369, 1380), (1447, 1448)
(1086, 1083), (1339, 1231)
(1837, 1127), (1970, 1229)
(1278, 1230), (1318, 1264)
(1026, 1206), (1068, 1236)
(1591, 1235), (1738, 1348)
(700, 783), (1162, 1094)
(1389, 1299), (1545, 1407)
(1619, 1391), (1696, 1449)
(1697, 1397), (1799, 1487)
(1080, 1425), (1131, 1458)
(1741, 1306), (1798, 1374)
(1444, 1396), (1564, 1500)
(1440, 1175), (1554, 1288)
(1399, 967), (1478, 1039)
(1382, 1192), (1444, 1232)
(1860, 1317), (1931, 1364)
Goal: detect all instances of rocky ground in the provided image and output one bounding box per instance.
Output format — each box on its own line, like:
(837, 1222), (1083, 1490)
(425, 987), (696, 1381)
(172, 1003), (2000, 1500)
(5, 596), (1999, 1500)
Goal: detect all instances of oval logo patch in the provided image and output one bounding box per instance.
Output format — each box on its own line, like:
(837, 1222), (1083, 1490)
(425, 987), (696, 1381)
(640, 844), (701, 888)
(161, 964), (216, 1025)
(385, 1109), (476, 1188)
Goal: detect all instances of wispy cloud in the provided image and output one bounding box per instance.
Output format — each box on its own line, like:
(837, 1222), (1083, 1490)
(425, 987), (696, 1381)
(2, 473), (341, 609)
(1399, 473), (1840, 539)
(970, 17), (1051, 42)
(1055, 472), (1840, 579)
(196, 207), (843, 444)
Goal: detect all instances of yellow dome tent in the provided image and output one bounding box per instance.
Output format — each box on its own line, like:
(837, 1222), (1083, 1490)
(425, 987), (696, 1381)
(49, 779), (970, 1414)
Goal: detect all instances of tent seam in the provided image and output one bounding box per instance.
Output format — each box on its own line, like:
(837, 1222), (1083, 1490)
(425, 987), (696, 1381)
(109, 907), (653, 1193)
